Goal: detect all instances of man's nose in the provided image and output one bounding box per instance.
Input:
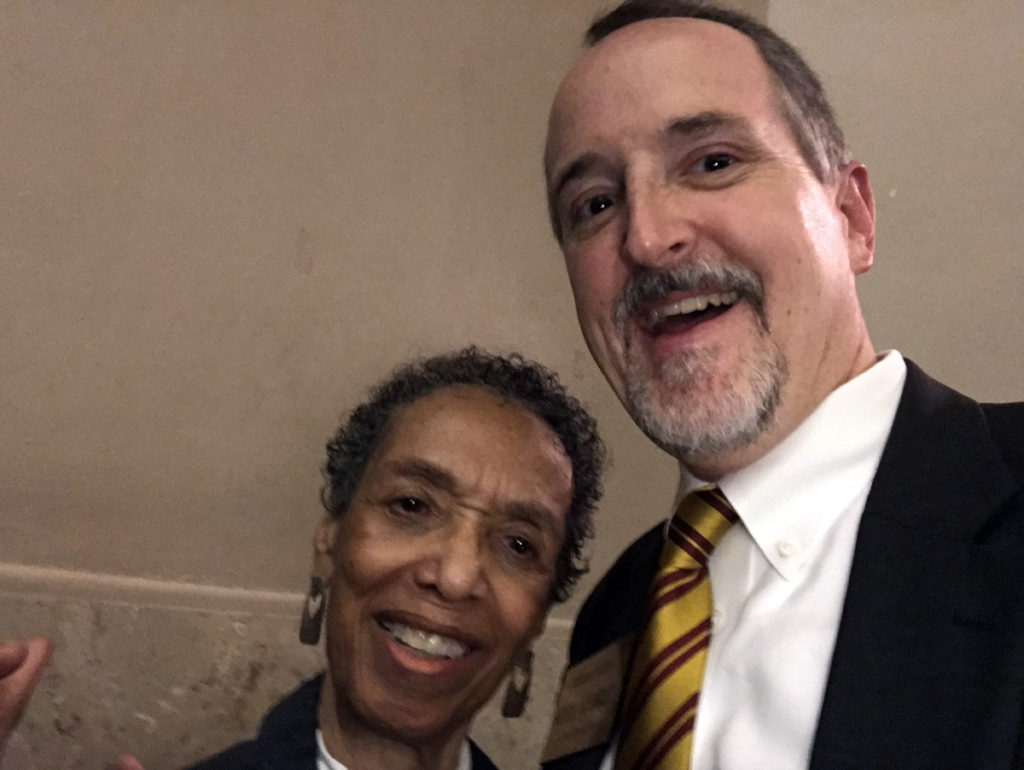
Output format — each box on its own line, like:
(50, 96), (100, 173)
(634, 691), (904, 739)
(623, 180), (695, 268)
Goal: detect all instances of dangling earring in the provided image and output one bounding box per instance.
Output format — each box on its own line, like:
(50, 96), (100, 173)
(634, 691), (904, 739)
(298, 575), (327, 645)
(501, 647), (534, 718)
(302, 517), (336, 645)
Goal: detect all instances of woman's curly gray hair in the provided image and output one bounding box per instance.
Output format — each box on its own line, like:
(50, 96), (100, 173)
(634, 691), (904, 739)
(321, 347), (606, 603)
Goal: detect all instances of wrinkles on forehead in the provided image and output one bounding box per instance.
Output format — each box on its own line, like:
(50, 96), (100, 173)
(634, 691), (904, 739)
(379, 456), (562, 524)
(545, 17), (774, 172)
(550, 111), (754, 205)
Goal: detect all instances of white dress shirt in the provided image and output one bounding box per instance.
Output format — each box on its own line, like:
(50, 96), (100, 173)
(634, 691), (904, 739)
(601, 351), (907, 770)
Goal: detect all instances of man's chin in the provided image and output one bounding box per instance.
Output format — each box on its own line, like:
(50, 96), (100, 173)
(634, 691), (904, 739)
(626, 379), (770, 461)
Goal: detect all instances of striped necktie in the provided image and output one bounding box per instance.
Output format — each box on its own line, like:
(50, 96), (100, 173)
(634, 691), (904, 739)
(614, 487), (738, 770)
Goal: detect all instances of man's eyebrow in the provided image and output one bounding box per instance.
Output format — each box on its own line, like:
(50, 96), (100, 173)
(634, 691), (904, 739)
(663, 111), (751, 142)
(383, 458), (459, 494)
(549, 151), (605, 208)
(548, 112), (751, 205)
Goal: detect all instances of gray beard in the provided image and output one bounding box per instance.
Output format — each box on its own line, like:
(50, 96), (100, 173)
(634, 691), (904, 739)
(624, 337), (787, 460)
(615, 259), (788, 461)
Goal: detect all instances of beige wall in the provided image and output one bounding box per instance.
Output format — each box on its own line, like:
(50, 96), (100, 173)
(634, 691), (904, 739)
(770, 0), (1024, 401)
(0, 0), (631, 594)
(1, 0), (1019, 767)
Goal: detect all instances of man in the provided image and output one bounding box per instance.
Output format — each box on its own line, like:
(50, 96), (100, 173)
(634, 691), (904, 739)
(540, 2), (1024, 769)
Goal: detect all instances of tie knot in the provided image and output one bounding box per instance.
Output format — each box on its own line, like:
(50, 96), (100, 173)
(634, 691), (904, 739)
(663, 487), (738, 570)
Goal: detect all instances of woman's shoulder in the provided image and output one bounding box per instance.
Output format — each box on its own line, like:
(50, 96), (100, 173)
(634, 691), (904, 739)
(182, 738), (266, 770)
(468, 738), (502, 770)
(180, 676), (322, 770)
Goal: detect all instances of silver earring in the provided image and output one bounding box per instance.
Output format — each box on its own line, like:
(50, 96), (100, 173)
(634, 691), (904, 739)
(298, 576), (326, 645)
(501, 648), (533, 717)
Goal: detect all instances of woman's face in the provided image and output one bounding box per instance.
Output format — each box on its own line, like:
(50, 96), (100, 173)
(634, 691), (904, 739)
(317, 385), (573, 744)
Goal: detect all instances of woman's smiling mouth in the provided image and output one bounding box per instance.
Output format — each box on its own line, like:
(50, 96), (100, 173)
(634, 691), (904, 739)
(378, 618), (471, 661)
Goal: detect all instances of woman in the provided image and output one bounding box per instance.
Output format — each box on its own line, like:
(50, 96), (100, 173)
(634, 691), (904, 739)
(180, 348), (605, 770)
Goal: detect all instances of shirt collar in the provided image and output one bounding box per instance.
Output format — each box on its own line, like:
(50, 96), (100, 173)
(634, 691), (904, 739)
(678, 351), (907, 580)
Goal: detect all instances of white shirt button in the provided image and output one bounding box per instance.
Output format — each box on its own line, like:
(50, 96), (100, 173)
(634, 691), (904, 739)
(712, 608), (725, 626)
(776, 538), (801, 558)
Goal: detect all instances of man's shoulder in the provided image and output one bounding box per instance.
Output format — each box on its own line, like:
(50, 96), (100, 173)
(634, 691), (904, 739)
(980, 400), (1024, 484)
(569, 521), (663, 664)
(900, 360), (1024, 480)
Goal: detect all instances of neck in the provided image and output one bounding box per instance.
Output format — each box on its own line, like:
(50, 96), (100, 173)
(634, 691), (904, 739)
(681, 336), (879, 481)
(317, 676), (467, 770)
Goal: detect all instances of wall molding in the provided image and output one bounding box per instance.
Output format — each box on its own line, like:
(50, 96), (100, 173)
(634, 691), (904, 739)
(0, 561), (574, 637)
(0, 562), (303, 615)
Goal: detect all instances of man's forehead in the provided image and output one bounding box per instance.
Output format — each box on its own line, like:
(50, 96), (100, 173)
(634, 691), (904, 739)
(566, 16), (761, 80)
(546, 17), (770, 169)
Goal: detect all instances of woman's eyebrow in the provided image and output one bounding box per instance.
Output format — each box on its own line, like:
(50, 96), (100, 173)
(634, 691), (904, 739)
(503, 501), (560, 534)
(381, 457), (561, 531)
(382, 457), (459, 494)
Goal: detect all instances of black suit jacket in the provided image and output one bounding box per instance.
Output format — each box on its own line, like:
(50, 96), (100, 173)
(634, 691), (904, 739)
(543, 362), (1024, 769)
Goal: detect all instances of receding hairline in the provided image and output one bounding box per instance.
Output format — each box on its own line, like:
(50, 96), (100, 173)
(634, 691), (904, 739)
(544, 15), (791, 233)
(545, 15), (775, 178)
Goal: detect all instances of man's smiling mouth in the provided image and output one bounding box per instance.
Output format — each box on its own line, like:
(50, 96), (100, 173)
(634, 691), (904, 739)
(378, 619), (470, 660)
(646, 290), (739, 326)
(643, 290), (740, 334)
(617, 262), (762, 337)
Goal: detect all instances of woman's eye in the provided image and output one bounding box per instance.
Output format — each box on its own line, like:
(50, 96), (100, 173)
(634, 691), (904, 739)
(394, 496), (426, 515)
(506, 535), (537, 558)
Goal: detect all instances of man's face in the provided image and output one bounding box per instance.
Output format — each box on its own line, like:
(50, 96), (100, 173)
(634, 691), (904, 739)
(545, 19), (874, 477)
(317, 385), (572, 749)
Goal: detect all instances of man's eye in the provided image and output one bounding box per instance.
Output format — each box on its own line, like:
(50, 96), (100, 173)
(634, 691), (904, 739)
(584, 194), (615, 217)
(569, 193), (616, 226)
(696, 152), (735, 173)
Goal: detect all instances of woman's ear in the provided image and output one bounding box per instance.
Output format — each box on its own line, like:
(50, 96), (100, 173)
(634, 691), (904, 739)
(312, 516), (338, 571)
(299, 516), (338, 645)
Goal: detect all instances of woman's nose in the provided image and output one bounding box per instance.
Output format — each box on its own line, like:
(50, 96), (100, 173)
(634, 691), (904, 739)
(414, 521), (487, 602)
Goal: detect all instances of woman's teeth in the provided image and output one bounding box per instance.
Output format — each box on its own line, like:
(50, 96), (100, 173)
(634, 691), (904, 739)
(380, 620), (469, 659)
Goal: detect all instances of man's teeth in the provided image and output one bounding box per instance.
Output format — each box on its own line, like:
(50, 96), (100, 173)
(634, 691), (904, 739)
(380, 620), (469, 659)
(647, 291), (739, 325)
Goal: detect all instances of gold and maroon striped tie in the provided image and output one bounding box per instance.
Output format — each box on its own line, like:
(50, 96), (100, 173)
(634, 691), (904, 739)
(614, 487), (738, 770)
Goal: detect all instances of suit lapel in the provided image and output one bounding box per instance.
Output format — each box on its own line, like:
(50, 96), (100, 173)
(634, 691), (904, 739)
(810, 361), (1021, 768)
(542, 523), (664, 768)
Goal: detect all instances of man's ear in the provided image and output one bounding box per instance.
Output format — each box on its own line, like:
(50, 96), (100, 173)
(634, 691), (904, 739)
(837, 161), (875, 275)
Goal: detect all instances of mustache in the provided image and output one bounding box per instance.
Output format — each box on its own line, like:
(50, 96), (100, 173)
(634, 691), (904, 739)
(618, 260), (764, 318)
